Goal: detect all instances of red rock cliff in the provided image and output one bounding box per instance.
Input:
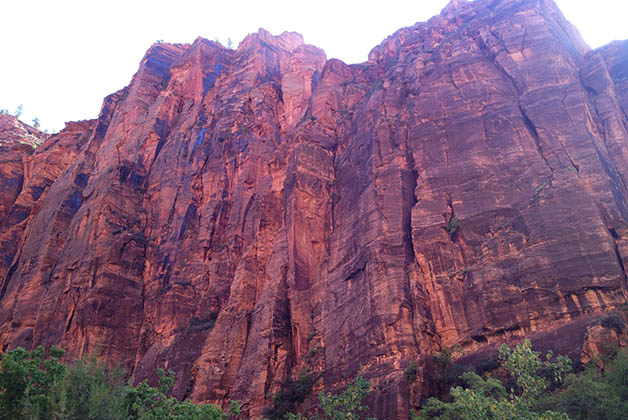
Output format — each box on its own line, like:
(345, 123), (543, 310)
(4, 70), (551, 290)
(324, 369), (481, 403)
(1, 0), (628, 418)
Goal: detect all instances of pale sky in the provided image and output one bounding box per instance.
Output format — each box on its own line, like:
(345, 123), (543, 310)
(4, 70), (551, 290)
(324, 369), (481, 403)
(1, 0), (626, 132)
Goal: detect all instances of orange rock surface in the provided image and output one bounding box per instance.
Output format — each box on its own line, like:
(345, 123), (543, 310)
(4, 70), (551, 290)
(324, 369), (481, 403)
(1, 1), (628, 418)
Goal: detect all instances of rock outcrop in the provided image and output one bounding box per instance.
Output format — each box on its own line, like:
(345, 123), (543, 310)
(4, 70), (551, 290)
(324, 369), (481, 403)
(1, 0), (628, 418)
(0, 115), (46, 217)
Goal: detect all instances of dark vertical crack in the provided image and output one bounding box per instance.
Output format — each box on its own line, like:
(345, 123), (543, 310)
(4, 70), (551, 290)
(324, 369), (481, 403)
(401, 119), (420, 264)
(0, 256), (19, 302)
(65, 302), (77, 332)
(520, 106), (554, 174)
(402, 121), (439, 355)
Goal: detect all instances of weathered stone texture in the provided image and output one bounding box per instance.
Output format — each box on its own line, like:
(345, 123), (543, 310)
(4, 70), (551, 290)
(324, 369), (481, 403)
(1, 1), (628, 418)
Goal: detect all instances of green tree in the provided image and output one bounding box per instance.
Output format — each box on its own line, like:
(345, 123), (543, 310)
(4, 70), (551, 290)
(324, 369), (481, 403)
(1, 347), (239, 420)
(414, 340), (572, 420)
(317, 374), (376, 420)
(431, 345), (462, 389)
(58, 352), (128, 420)
(415, 383), (568, 420)
(283, 374), (377, 420)
(264, 372), (316, 420)
(32, 117), (41, 129)
(0, 346), (66, 420)
(125, 368), (238, 420)
(14, 104), (23, 118)
(498, 339), (571, 402)
(537, 349), (628, 420)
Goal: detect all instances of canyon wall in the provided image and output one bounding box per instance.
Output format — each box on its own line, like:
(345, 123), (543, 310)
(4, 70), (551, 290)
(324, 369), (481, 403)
(1, 0), (628, 418)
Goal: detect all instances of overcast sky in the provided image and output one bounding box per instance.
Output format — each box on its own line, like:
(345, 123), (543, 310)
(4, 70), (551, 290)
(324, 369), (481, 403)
(1, 0), (626, 132)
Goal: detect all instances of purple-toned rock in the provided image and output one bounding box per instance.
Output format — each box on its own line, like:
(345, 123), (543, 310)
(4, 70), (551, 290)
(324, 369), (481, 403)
(1, 1), (628, 418)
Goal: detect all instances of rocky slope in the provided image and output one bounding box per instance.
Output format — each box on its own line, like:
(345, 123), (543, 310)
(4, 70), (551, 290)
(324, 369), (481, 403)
(1, 0), (628, 418)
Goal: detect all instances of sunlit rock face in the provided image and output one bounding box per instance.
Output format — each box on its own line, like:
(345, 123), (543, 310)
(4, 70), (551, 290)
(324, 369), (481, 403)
(1, 0), (628, 418)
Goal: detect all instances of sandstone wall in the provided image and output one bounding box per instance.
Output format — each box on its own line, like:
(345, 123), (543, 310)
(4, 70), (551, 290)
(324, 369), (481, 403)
(1, 1), (628, 418)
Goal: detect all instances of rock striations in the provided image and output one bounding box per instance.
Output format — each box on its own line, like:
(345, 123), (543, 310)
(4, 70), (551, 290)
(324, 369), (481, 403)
(1, 0), (628, 418)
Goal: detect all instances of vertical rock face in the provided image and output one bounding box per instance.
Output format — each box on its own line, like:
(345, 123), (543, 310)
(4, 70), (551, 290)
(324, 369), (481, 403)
(0, 115), (47, 220)
(1, 0), (628, 418)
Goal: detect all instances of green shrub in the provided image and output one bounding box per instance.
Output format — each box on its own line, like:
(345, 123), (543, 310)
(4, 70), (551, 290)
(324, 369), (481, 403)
(284, 374), (377, 420)
(0, 347), (239, 420)
(406, 361), (419, 383)
(59, 352), (128, 419)
(537, 350), (628, 420)
(431, 345), (464, 389)
(446, 217), (460, 237)
(415, 340), (572, 420)
(263, 372), (317, 420)
(416, 342), (628, 420)
(0, 346), (66, 420)
(123, 368), (239, 420)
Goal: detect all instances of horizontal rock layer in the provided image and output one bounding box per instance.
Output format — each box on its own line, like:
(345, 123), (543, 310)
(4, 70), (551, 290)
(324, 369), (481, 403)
(1, 0), (628, 418)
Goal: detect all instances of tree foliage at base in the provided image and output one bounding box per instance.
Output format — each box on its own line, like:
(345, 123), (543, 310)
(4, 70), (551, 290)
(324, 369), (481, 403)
(281, 374), (377, 420)
(0, 346), (66, 420)
(413, 339), (571, 420)
(0, 346), (239, 420)
(263, 372), (317, 420)
(414, 338), (628, 420)
(4, 339), (627, 420)
(535, 348), (628, 420)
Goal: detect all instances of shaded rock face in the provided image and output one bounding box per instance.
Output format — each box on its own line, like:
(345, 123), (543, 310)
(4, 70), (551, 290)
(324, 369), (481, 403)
(1, 0), (628, 418)
(0, 115), (47, 217)
(0, 115), (51, 279)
